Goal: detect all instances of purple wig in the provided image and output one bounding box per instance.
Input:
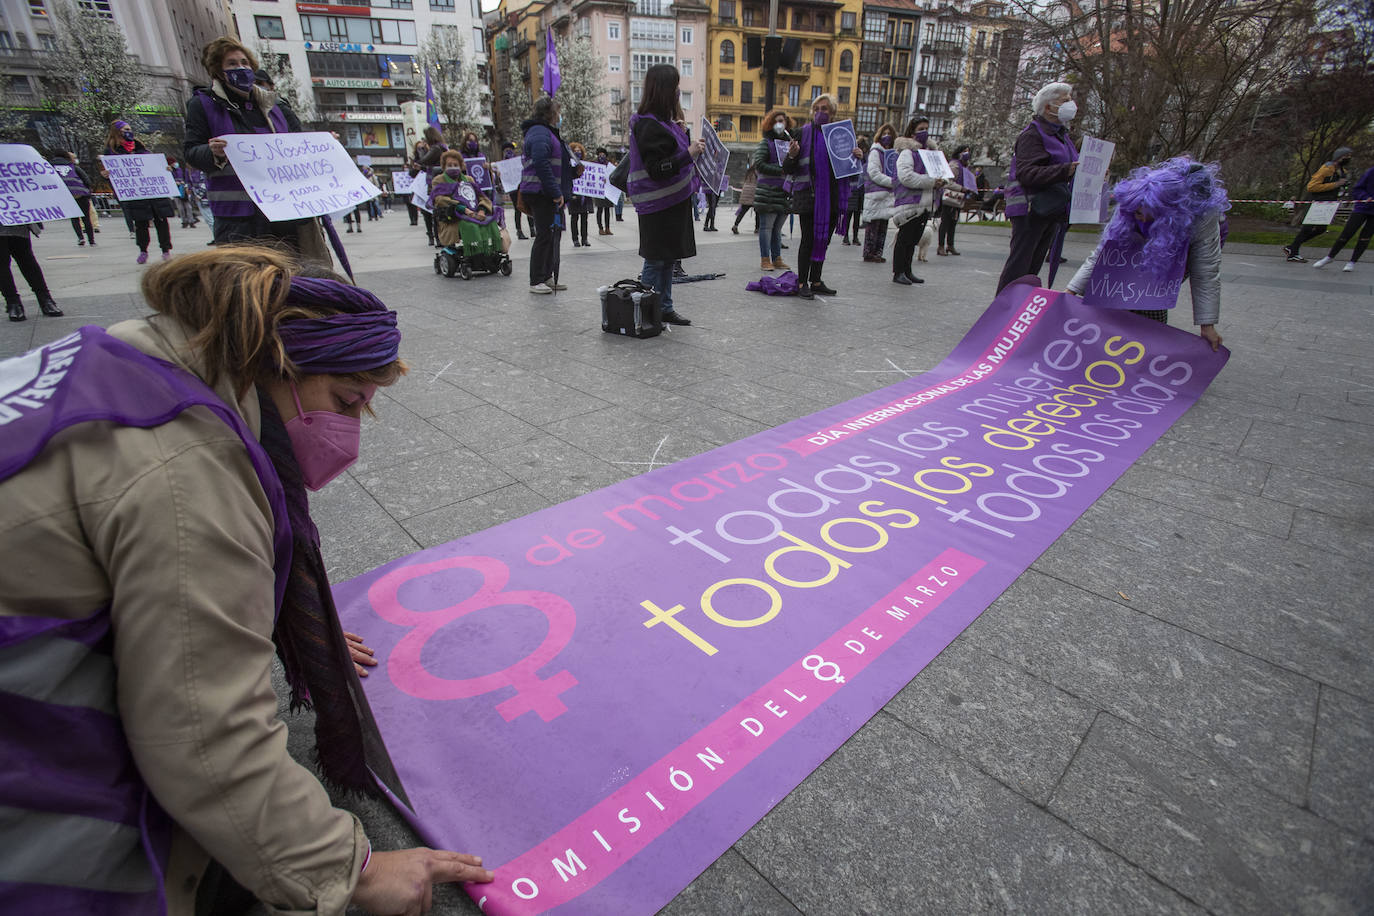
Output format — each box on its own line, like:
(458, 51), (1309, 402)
(1100, 156), (1230, 272)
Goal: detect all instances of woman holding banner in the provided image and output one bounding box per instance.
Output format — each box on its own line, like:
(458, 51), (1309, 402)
(0, 247), (494, 914)
(1065, 157), (1226, 351)
(751, 109), (793, 272)
(101, 121), (175, 264)
(861, 123), (897, 263)
(566, 141), (593, 247)
(783, 94), (844, 300)
(995, 82), (1079, 293)
(629, 63), (704, 324)
(937, 146), (976, 256)
(184, 37), (329, 265)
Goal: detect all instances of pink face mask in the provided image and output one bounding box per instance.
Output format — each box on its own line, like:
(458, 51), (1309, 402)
(285, 382), (361, 491)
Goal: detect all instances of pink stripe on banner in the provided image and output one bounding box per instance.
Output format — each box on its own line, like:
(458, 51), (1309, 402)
(473, 548), (987, 914)
(781, 288), (1060, 457)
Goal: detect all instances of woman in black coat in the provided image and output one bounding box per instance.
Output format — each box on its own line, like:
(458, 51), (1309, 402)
(630, 64), (705, 325)
(101, 120), (175, 264)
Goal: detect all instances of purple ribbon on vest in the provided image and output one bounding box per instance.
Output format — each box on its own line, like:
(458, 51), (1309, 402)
(811, 124), (832, 263)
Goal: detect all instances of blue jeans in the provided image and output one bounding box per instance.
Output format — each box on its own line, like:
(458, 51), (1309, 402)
(640, 258), (675, 314)
(758, 211), (784, 260)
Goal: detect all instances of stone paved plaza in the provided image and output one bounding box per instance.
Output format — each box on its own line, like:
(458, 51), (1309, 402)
(7, 206), (1372, 914)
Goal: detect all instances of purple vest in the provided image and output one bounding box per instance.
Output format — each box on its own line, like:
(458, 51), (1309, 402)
(53, 162), (91, 198)
(518, 124), (563, 197)
(893, 149), (927, 209)
(627, 114), (697, 214)
(757, 138), (787, 191)
(0, 327), (292, 915)
(1004, 119), (1078, 218)
(195, 89), (291, 219)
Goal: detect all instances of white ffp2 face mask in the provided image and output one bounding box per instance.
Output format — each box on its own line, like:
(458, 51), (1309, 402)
(1056, 100), (1078, 123)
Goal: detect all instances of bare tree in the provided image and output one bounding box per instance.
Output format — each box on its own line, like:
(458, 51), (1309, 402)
(42, 0), (148, 161)
(0, 84), (31, 142)
(552, 35), (605, 149)
(417, 28), (481, 145)
(1009, 0), (1322, 170)
(255, 40), (317, 123)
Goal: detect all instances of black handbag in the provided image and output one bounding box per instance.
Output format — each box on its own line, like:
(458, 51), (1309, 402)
(600, 279), (662, 339)
(1029, 181), (1072, 217)
(608, 155), (630, 193)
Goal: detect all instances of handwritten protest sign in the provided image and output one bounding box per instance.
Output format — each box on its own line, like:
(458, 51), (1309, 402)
(409, 170), (430, 214)
(0, 144), (81, 226)
(572, 161), (606, 199)
(492, 157), (524, 194)
(821, 119), (861, 179)
(918, 148), (955, 180)
(1303, 200), (1340, 225)
(694, 118), (729, 199)
(1070, 136), (1115, 224)
(221, 131), (380, 222)
(1081, 234), (1188, 310)
(98, 152), (178, 203)
(465, 158), (493, 192)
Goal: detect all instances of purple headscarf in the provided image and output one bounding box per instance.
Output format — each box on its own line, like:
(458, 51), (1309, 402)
(1101, 157), (1230, 271)
(278, 277), (401, 373)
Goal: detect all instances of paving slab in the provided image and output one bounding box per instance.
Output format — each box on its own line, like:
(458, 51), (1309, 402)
(1049, 714), (1374, 916)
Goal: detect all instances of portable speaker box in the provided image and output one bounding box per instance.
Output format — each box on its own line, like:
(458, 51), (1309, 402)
(599, 279), (664, 339)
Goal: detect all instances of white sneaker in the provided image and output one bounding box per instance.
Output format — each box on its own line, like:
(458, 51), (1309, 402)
(1312, 256), (1332, 269)
(529, 282), (553, 294)
(1344, 262), (1355, 272)
(549, 281), (568, 291)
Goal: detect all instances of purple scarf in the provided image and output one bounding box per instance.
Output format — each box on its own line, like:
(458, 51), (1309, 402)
(278, 279), (401, 373)
(810, 124), (832, 263)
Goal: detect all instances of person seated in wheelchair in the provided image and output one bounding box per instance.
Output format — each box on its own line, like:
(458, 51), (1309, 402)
(426, 151), (510, 259)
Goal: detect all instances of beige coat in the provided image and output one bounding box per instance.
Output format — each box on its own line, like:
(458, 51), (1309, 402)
(0, 316), (365, 914)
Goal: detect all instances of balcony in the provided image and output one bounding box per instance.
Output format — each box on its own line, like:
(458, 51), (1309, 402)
(717, 15), (737, 25)
(921, 71), (961, 87)
(778, 61), (811, 75)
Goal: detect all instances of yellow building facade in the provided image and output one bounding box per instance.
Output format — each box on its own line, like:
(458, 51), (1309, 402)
(705, 0), (864, 149)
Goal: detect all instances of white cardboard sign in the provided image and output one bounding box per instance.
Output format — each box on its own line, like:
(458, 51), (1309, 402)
(409, 170), (431, 214)
(0, 144), (82, 226)
(99, 152), (178, 202)
(918, 149), (955, 180)
(492, 157), (525, 194)
(1070, 136), (1115, 224)
(222, 132), (380, 221)
(1303, 200), (1340, 225)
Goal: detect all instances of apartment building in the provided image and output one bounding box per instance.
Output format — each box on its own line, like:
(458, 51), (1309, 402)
(705, 0), (864, 150)
(230, 0), (488, 167)
(0, 0), (231, 139)
(486, 0), (707, 150)
(856, 0), (920, 136)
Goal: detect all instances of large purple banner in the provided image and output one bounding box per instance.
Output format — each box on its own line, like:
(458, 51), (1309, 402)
(335, 281), (1228, 914)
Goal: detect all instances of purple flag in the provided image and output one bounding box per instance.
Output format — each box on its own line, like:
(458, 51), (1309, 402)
(424, 67), (441, 132)
(543, 29), (561, 96)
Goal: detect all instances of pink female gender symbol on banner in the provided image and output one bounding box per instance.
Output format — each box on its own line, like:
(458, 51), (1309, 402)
(367, 554), (578, 722)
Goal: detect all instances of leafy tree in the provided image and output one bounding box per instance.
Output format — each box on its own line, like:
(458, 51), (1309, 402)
(41, 0), (148, 162)
(255, 40), (317, 124)
(417, 28), (480, 144)
(551, 35), (604, 149)
(503, 58), (532, 136)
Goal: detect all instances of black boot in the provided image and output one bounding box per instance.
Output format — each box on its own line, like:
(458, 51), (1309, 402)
(38, 296), (63, 317)
(7, 300), (25, 321)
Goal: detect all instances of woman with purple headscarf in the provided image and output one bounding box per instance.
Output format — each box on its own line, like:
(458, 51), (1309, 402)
(783, 94), (845, 300)
(0, 247), (493, 915)
(1066, 156), (1229, 351)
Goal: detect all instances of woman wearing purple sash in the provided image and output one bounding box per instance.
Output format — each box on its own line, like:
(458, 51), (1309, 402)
(628, 63), (704, 325)
(995, 82), (1080, 293)
(1066, 157), (1227, 351)
(861, 122), (897, 262)
(0, 248), (493, 914)
(783, 94), (845, 300)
